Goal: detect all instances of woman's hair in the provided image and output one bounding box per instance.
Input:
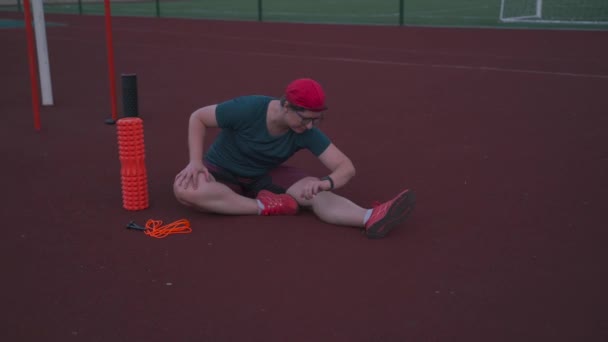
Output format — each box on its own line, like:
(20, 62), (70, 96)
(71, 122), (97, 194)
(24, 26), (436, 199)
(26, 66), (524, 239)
(280, 96), (307, 112)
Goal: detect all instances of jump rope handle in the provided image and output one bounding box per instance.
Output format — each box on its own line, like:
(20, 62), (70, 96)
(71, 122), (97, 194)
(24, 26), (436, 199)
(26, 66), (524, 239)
(126, 221), (146, 231)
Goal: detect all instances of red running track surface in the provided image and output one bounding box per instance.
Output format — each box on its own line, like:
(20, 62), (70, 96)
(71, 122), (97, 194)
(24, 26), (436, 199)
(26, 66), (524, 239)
(1, 12), (607, 342)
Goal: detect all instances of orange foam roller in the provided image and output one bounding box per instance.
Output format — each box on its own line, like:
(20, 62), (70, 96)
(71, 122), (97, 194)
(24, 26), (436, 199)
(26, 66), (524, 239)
(117, 117), (149, 211)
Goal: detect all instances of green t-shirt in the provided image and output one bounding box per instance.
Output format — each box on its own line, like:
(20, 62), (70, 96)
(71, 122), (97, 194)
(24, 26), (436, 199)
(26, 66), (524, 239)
(204, 95), (331, 177)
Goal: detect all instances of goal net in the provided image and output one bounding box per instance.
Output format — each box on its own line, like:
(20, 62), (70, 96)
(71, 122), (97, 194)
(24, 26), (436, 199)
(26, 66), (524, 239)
(500, 0), (608, 24)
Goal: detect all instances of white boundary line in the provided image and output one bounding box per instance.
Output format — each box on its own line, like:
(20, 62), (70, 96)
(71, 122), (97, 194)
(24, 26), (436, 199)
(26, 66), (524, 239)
(246, 51), (608, 80)
(47, 34), (608, 81)
(64, 25), (607, 64)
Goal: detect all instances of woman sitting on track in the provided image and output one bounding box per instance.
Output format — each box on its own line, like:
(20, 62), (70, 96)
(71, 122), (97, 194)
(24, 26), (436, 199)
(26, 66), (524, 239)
(173, 78), (415, 238)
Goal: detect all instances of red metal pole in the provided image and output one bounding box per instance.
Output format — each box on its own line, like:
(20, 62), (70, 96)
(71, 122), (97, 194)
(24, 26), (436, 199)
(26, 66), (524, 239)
(104, 0), (118, 122)
(22, 0), (41, 131)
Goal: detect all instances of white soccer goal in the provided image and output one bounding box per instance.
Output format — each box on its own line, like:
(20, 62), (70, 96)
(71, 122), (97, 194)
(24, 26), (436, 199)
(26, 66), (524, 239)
(500, 0), (608, 24)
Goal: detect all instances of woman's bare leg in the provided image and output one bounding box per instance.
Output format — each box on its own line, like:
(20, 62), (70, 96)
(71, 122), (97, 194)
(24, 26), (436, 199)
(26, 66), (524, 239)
(174, 173), (259, 215)
(287, 177), (367, 227)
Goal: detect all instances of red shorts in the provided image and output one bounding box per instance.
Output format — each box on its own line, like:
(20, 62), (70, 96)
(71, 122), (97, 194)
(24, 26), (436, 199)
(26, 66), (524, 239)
(203, 159), (308, 198)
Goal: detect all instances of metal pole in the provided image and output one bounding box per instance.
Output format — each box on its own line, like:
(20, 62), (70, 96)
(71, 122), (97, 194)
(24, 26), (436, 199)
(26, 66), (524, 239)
(31, 0), (54, 105)
(399, 0), (404, 26)
(258, 0), (262, 22)
(22, 0), (41, 130)
(104, 0), (118, 123)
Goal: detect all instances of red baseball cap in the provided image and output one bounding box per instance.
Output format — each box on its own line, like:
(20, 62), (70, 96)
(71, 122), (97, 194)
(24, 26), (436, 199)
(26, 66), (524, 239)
(285, 78), (328, 112)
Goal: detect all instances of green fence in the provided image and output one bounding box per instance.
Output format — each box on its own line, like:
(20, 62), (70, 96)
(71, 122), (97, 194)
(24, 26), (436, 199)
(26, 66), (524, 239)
(1, 0), (607, 30)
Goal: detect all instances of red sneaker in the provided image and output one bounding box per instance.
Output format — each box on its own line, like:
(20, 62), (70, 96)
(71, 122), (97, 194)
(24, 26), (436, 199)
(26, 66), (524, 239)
(256, 190), (299, 216)
(365, 189), (416, 239)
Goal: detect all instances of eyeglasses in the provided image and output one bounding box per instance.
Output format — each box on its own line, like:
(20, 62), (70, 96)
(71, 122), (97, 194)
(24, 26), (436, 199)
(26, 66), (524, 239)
(293, 110), (324, 127)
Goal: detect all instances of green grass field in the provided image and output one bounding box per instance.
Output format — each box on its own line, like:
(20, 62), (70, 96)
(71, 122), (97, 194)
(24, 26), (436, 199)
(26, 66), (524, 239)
(2, 0), (607, 30)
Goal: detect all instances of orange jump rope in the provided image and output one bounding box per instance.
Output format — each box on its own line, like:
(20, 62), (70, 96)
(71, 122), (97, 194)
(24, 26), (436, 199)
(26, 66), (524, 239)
(126, 219), (192, 238)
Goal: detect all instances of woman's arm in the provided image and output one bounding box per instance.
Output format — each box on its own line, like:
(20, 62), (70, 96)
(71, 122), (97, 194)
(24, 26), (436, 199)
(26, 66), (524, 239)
(175, 105), (219, 189)
(188, 105), (219, 164)
(317, 143), (356, 190)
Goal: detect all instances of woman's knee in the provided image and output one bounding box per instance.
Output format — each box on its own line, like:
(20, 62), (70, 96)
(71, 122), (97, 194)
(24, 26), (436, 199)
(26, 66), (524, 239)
(286, 176), (319, 206)
(173, 174), (209, 205)
(173, 182), (192, 205)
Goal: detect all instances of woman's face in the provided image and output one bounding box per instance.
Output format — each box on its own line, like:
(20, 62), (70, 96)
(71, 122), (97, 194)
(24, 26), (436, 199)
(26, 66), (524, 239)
(284, 104), (324, 133)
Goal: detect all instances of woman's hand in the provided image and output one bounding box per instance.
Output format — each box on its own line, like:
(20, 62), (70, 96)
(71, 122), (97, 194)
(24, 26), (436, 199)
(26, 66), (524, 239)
(300, 178), (332, 200)
(175, 161), (210, 190)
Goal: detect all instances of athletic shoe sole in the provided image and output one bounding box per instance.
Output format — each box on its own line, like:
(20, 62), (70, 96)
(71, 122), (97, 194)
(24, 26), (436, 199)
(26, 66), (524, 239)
(366, 190), (416, 239)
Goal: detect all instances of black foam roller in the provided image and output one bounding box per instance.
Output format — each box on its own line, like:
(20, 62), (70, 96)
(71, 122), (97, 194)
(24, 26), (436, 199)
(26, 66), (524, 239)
(121, 74), (139, 117)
